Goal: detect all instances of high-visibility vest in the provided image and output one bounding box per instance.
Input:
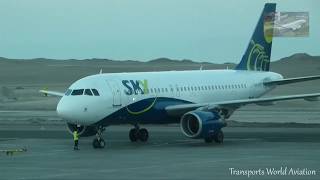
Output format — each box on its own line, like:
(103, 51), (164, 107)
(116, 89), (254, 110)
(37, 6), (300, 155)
(73, 131), (79, 141)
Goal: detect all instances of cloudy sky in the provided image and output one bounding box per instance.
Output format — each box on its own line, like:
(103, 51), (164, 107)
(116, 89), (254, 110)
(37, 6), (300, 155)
(0, 0), (318, 63)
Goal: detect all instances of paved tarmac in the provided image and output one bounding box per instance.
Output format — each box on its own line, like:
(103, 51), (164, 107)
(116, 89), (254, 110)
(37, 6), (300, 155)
(0, 125), (320, 180)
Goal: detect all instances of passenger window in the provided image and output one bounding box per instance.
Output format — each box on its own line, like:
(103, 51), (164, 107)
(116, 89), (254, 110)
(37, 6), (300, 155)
(91, 89), (100, 96)
(85, 89), (93, 96)
(71, 89), (84, 96)
(65, 89), (72, 96)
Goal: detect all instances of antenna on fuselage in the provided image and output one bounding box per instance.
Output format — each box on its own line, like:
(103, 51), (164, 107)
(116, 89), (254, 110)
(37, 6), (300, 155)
(200, 65), (203, 70)
(99, 69), (103, 74)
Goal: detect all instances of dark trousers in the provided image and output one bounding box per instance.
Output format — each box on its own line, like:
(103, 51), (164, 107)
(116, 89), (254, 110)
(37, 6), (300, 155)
(74, 140), (79, 150)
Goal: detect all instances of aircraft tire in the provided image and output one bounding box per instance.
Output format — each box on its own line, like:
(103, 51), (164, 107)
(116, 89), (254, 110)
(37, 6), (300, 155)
(213, 130), (224, 144)
(92, 138), (105, 148)
(129, 128), (138, 142)
(138, 128), (149, 142)
(93, 138), (100, 148)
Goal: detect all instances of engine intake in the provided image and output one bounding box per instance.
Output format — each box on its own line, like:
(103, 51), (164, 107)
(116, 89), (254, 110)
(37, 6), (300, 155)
(180, 111), (226, 139)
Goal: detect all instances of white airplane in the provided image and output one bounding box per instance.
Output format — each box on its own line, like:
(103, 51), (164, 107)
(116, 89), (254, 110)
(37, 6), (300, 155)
(41, 3), (320, 149)
(274, 19), (307, 31)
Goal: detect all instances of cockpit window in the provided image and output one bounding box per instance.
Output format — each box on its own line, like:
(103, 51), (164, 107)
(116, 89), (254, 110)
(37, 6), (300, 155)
(84, 89), (93, 96)
(71, 89), (84, 95)
(91, 89), (100, 96)
(65, 89), (72, 96)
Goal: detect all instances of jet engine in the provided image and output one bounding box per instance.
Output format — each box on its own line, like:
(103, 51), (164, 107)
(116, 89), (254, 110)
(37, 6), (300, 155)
(66, 123), (97, 137)
(180, 110), (226, 139)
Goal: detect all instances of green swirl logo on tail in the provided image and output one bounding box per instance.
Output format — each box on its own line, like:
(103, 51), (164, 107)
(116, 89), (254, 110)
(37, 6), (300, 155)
(246, 40), (269, 71)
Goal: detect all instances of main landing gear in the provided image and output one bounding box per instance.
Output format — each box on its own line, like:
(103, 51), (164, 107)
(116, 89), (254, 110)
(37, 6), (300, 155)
(92, 126), (106, 149)
(129, 124), (149, 142)
(204, 129), (224, 144)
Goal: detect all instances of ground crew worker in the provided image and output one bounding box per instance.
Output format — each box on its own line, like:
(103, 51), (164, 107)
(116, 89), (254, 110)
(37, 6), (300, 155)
(73, 130), (79, 150)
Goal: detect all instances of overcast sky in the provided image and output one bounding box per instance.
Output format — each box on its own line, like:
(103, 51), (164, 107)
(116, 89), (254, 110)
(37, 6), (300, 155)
(0, 0), (318, 63)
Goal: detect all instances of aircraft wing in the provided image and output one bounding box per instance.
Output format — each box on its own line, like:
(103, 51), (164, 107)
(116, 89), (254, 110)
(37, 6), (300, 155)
(264, 75), (320, 86)
(165, 93), (320, 116)
(39, 90), (64, 97)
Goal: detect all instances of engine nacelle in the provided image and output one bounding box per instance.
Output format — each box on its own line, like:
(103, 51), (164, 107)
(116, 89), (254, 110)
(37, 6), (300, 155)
(66, 123), (97, 137)
(180, 111), (226, 139)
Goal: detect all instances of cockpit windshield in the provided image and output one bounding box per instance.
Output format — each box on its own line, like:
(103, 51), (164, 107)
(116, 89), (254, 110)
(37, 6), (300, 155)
(91, 89), (100, 96)
(71, 89), (84, 96)
(65, 89), (100, 96)
(84, 89), (93, 96)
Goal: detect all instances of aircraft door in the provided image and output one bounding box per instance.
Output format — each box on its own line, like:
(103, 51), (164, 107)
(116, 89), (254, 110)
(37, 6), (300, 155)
(107, 80), (122, 107)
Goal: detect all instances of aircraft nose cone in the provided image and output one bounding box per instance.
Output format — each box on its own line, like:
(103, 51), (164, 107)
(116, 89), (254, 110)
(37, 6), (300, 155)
(56, 99), (64, 117)
(56, 97), (89, 124)
(57, 98), (72, 121)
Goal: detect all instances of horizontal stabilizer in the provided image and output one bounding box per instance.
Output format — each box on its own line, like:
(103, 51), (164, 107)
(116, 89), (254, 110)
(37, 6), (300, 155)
(39, 90), (64, 97)
(166, 93), (320, 117)
(264, 75), (320, 86)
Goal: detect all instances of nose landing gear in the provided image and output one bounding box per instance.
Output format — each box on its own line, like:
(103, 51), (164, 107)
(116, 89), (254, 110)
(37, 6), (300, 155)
(129, 125), (149, 142)
(92, 126), (106, 149)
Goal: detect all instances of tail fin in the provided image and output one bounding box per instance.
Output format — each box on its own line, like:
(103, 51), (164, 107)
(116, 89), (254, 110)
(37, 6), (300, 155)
(235, 3), (276, 71)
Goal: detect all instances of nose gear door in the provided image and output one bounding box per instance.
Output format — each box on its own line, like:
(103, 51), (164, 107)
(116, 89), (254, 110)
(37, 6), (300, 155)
(107, 80), (122, 107)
